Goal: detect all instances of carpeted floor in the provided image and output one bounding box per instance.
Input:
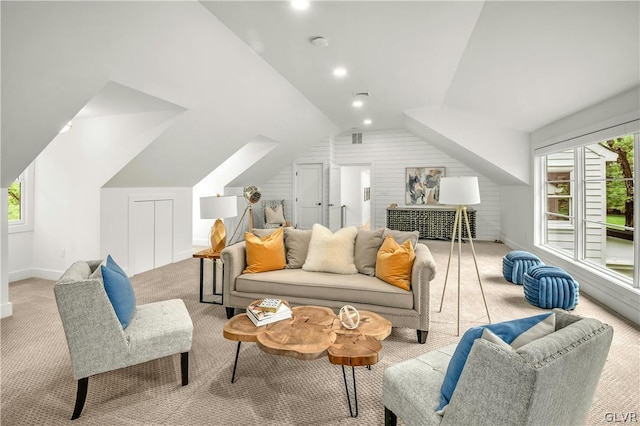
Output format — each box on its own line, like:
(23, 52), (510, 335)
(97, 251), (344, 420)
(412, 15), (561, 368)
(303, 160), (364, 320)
(1, 240), (639, 425)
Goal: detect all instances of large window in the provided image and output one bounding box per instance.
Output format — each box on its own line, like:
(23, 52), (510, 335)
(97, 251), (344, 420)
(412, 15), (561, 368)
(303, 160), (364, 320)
(541, 133), (637, 286)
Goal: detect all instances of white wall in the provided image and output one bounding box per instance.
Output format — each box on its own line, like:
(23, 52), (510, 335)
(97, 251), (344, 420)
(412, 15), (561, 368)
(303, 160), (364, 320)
(28, 111), (182, 279)
(260, 129), (502, 240)
(1, 190), (12, 318)
(101, 188), (192, 275)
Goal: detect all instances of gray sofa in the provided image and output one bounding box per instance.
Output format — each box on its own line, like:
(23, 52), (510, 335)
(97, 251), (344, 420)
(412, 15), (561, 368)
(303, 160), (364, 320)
(221, 228), (437, 343)
(383, 309), (613, 425)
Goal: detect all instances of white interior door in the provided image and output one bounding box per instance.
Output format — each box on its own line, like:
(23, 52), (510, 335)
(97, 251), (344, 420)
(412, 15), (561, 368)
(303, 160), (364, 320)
(295, 163), (323, 229)
(329, 164), (342, 231)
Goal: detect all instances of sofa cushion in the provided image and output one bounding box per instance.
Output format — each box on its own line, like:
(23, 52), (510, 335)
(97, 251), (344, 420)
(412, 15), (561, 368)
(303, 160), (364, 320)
(236, 269), (414, 309)
(383, 228), (420, 248)
(436, 312), (556, 414)
(284, 227), (312, 269)
(376, 235), (415, 291)
(354, 227), (385, 276)
(101, 255), (137, 329)
(303, 224), (358, 274)
(243, 227), (286, 273)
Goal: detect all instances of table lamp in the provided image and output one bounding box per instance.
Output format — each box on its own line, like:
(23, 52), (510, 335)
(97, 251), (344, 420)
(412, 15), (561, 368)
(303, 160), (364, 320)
(200, 195), (238, 254)
(437, 176), (491, 335)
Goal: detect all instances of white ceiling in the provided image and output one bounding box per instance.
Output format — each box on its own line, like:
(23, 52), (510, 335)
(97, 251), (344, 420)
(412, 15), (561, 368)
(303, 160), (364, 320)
(2, 1), (638, 189)
(203, 1), (640, 133)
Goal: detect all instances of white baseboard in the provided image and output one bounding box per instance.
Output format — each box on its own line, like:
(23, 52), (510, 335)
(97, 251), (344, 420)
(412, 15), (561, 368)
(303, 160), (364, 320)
(1, 302), (13, 318)
(8, 268), (35, 283)
(11, 268), (64, 282)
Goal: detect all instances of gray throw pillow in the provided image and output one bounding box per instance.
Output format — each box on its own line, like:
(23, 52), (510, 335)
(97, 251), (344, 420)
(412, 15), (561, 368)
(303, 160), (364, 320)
(354, 228), (385, 276)
(383, 228), (420, 248)
(284, 228), (312, 269)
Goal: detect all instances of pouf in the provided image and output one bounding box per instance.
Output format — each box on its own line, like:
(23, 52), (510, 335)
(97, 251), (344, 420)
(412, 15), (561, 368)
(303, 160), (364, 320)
(523, 265), (579, 310)
(502, 250), (543, 285)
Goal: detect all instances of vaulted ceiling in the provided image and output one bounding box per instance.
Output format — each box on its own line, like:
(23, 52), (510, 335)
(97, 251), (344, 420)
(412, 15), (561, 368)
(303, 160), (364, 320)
(2, 1), (638, 188)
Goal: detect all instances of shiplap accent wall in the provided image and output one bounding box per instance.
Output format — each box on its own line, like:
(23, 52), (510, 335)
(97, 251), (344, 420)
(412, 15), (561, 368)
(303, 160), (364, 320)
(259, 129), (501, 240)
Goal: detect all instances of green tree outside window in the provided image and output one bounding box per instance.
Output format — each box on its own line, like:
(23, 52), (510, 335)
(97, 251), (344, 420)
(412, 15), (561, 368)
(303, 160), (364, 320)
(8, 181), (21, 221)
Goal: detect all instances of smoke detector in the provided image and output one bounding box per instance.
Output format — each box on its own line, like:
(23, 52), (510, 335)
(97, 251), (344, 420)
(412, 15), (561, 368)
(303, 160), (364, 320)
(310, 37), (329, 48)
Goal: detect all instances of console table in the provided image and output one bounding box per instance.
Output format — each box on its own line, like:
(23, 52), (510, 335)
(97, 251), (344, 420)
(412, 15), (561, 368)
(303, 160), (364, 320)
(386, 207), (476, 240)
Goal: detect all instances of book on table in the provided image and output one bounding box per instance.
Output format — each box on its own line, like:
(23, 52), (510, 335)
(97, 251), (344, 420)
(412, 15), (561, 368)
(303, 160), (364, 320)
(257, 298), (282, 313)
(246, 301), (292, 326)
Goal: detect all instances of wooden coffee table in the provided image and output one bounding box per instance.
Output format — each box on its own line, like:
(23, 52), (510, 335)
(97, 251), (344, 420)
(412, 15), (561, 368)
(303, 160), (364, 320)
(223, 303), (392, 417)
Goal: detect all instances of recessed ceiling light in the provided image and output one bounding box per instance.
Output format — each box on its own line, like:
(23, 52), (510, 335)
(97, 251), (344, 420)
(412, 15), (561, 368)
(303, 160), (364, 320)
(291, 0), (309, 10)
(333, 67), (347, 78)
(310, 37), (328, 48)
(363, 119), (372, 125)
(352, 100), (363, 108)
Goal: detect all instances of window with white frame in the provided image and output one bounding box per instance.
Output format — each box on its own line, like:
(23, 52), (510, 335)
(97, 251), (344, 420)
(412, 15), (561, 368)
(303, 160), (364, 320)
(8, 173), (25, 224)
(540, 132), (638, 287)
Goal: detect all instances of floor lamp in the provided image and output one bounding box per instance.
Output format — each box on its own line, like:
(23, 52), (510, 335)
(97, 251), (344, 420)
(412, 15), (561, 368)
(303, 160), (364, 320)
(437, 176), (491, 336)
(228, 186), (262, 244)
(200, 195), (238, 254)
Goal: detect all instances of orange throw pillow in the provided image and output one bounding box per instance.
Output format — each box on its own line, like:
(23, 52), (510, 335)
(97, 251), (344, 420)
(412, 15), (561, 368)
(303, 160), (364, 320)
(243, 227), (286, 273)
(375, 235), (415, 291)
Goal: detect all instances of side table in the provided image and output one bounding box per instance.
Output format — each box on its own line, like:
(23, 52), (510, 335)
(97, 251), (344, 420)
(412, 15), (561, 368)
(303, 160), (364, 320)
(193, 249), (222, 304)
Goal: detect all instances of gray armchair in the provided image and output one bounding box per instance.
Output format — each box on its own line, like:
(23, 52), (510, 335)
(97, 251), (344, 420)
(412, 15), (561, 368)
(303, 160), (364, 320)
(54, 260), (193, 420)
(383, 309), (613, 425)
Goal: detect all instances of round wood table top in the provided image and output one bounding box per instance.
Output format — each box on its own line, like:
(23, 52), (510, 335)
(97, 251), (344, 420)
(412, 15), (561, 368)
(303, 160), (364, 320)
(223, 303), (392, 366)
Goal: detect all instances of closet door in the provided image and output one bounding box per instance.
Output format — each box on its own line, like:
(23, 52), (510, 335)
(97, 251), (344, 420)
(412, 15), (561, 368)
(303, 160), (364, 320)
(154, 199), (173, 269)
(132, 201), (156, 274)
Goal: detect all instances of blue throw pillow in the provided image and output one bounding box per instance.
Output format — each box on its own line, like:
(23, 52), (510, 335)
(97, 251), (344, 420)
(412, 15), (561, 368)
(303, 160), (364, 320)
(436, 312), (555, 414)
(101, 256), (136, 329)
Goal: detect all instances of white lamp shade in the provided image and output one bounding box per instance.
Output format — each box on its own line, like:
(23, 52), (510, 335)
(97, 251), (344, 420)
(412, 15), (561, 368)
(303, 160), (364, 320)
(200, 195), (238, 219)
(438, 176), (481, 206)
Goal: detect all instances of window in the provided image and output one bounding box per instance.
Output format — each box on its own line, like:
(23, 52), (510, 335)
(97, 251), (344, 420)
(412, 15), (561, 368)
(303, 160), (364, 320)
(540, 133), (637, 286)
(8, 173), (24, 224)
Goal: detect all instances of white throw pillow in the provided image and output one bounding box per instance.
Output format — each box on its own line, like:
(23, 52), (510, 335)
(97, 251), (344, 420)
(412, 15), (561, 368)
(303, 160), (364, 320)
(265, 204), (286, 225)
(302, 224), (358, 274)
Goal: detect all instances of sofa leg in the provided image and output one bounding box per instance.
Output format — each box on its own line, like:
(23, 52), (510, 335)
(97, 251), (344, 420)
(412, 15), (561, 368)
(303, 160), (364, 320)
(384, 406), (397, 426)
(71, 377), (88, 420)
(225, 307), (235, 319)
(181, 352), (189, 386)
(417, 329), (428, 344)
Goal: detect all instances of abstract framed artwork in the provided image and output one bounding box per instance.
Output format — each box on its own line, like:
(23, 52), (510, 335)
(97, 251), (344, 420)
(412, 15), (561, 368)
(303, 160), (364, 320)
(405, 167), (445, 205)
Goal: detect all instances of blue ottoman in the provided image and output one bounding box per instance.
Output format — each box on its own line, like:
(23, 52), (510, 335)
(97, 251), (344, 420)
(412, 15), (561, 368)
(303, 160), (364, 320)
(502, 250), (543, 285)
(523, 265), (579, 310)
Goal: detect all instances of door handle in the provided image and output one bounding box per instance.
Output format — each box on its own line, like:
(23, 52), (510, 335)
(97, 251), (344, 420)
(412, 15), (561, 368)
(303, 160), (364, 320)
(317, 203), (322, 206)
(328, 203), (334, 207)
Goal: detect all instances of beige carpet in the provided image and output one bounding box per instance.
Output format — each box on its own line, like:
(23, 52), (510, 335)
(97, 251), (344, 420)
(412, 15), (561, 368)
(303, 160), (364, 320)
(1, 241), (638, 425)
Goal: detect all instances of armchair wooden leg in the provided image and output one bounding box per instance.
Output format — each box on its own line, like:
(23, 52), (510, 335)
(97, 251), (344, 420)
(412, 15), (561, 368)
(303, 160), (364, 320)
(417, 329), (428, 344)
(225, 307), (235, 319)
(181, 352), (189, 386)
(384, 406), (397, 426)
(71, 377), (88, 420)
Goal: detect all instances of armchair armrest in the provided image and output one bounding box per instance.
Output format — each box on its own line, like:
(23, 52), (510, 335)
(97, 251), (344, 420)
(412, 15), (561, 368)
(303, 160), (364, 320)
(221, 242), (246, 305)
(412, 243), (437, 332)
